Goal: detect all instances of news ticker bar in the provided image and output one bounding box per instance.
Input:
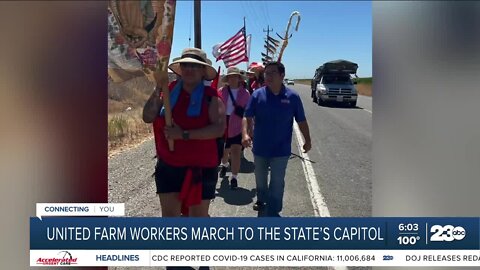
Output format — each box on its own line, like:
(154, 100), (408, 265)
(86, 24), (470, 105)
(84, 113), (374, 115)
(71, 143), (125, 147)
(30, 250), (480, 267)
(31, 217), (480, 250)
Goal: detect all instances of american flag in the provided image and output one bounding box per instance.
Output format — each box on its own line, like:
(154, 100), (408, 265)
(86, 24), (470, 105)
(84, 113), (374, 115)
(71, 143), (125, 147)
(214, 27), (249, 68)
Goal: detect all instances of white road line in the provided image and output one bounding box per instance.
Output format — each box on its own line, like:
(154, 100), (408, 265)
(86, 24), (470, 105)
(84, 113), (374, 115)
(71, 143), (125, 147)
(293, 123), (348, 270)
(293, 123), (331, 218)
(362, 108), (372, 114)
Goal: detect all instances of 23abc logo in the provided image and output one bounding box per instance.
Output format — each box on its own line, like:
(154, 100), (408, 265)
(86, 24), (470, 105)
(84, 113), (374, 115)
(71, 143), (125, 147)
(430, 225), (466, 242)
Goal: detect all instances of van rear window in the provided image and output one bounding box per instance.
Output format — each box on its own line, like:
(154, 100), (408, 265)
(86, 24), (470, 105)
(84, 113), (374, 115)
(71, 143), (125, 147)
(322, 76), (352, 85)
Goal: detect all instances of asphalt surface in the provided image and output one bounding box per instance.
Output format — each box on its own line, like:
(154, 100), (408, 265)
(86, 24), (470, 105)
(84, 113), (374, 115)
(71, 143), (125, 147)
(294, 84), (372, 217)
(108, 83), (372, 270)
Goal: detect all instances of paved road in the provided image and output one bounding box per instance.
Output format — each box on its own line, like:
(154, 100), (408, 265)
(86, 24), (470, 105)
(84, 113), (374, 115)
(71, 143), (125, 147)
(108, 84), (372, 270)
(293, 84), (372, 217)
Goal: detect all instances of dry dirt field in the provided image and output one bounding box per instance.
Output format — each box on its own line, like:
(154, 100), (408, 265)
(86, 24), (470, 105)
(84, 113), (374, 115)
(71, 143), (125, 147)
(108, 76), (155, 155)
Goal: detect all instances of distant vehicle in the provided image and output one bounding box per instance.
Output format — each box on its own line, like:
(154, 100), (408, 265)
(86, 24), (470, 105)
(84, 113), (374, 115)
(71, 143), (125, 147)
(311, 60), (358, 107)
(284, 79), (295, 85)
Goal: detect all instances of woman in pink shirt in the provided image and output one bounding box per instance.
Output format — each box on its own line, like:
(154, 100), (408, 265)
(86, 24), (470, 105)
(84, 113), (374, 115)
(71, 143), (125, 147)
(218, 67), (251, 189)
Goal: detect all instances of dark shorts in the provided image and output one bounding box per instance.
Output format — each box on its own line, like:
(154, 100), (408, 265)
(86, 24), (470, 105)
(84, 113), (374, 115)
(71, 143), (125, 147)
(154, 159), (218, 200)
(225, 133), (242, 148)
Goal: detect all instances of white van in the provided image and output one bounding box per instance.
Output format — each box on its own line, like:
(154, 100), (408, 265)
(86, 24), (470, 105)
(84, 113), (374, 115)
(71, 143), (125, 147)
(311, 60), (358, 107)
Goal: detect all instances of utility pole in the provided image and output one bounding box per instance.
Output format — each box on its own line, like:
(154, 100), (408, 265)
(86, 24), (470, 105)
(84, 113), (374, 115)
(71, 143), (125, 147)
(194, 0), (201, 49)
(263, 25), (273, 62)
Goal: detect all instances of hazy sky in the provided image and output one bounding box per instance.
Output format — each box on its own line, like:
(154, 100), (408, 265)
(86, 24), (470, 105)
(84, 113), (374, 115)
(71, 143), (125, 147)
(169, 1), (372, 79)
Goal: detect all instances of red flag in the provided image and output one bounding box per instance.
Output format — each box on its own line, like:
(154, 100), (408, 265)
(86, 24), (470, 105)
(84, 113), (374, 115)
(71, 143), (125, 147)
(210, 66), (221, 90)
(214, 27), (249, 68)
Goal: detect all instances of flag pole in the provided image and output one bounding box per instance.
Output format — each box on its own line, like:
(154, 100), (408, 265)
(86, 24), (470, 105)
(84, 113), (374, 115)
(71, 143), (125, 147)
(194, 0), (202, 49)
(244, 16), (249, 70)
(156, 0), (177, 152)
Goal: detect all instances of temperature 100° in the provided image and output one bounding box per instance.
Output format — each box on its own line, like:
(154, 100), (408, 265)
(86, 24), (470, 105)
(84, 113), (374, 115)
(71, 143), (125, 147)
(398, 236), (420, 245)
(398, 223), (419, 231)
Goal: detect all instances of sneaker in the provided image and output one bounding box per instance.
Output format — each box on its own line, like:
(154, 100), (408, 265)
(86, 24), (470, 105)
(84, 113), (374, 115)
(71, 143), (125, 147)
(219, 164), (227, 178)
(230, 177), (238, 189)
(253, 200), (266, 211)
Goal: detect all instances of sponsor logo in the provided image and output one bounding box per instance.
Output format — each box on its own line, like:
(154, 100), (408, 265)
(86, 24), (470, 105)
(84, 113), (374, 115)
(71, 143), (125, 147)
(383, 255), (394, 261)
(36, 251), (78, 265)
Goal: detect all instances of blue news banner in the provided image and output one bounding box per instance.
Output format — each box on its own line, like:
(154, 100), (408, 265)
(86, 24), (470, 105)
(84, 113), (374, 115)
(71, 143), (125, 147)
(30, 217), (479, 250)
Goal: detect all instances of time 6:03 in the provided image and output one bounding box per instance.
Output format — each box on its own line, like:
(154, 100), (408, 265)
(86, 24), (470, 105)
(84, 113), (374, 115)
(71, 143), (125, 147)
(398, 223), (419, 231)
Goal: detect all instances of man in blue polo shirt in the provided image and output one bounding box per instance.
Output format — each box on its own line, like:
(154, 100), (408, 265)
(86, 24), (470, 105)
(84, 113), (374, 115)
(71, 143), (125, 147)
(242, 61), (311, 217)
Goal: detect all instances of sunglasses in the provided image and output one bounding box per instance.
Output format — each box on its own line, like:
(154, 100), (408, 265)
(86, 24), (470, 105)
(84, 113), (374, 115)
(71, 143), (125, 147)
(180, 62), (204, 69)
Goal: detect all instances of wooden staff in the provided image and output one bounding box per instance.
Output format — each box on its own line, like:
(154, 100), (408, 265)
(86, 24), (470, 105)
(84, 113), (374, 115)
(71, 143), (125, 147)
(154, 0), (177, 151)
(277, 11), (301, 63)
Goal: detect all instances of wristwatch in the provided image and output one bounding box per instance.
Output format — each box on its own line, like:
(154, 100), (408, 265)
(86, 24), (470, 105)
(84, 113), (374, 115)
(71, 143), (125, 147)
(182, 130), (190, 140)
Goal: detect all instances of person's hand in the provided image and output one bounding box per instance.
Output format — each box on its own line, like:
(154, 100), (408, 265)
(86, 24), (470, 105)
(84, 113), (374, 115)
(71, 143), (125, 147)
(242, 135), (252, 148)
(303, 140), (311, 153)
(152, 84), (162, 98)
(164, 122), (183, 140)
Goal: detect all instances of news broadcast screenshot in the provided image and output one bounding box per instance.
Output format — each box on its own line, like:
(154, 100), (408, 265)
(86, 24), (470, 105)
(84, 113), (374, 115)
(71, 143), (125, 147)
(0, 1), (479, 269)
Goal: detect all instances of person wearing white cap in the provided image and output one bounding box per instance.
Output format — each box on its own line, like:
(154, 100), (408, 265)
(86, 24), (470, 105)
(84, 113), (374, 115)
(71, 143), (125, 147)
(142, 47), (226, 218)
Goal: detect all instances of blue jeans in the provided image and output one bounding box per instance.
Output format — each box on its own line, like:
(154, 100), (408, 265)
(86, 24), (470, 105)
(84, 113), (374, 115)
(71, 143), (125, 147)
(254, 155), (290, 217)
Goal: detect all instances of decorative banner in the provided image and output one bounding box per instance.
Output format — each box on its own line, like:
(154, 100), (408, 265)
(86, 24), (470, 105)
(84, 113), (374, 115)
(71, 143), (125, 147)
(267, 36), (281, 47)
(264, 43), (276, 55)
(108, 7), (144, 82)
(261, 55), (273, 65)
(262, 36), (280, 64)
(108, 1), (175, 83)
